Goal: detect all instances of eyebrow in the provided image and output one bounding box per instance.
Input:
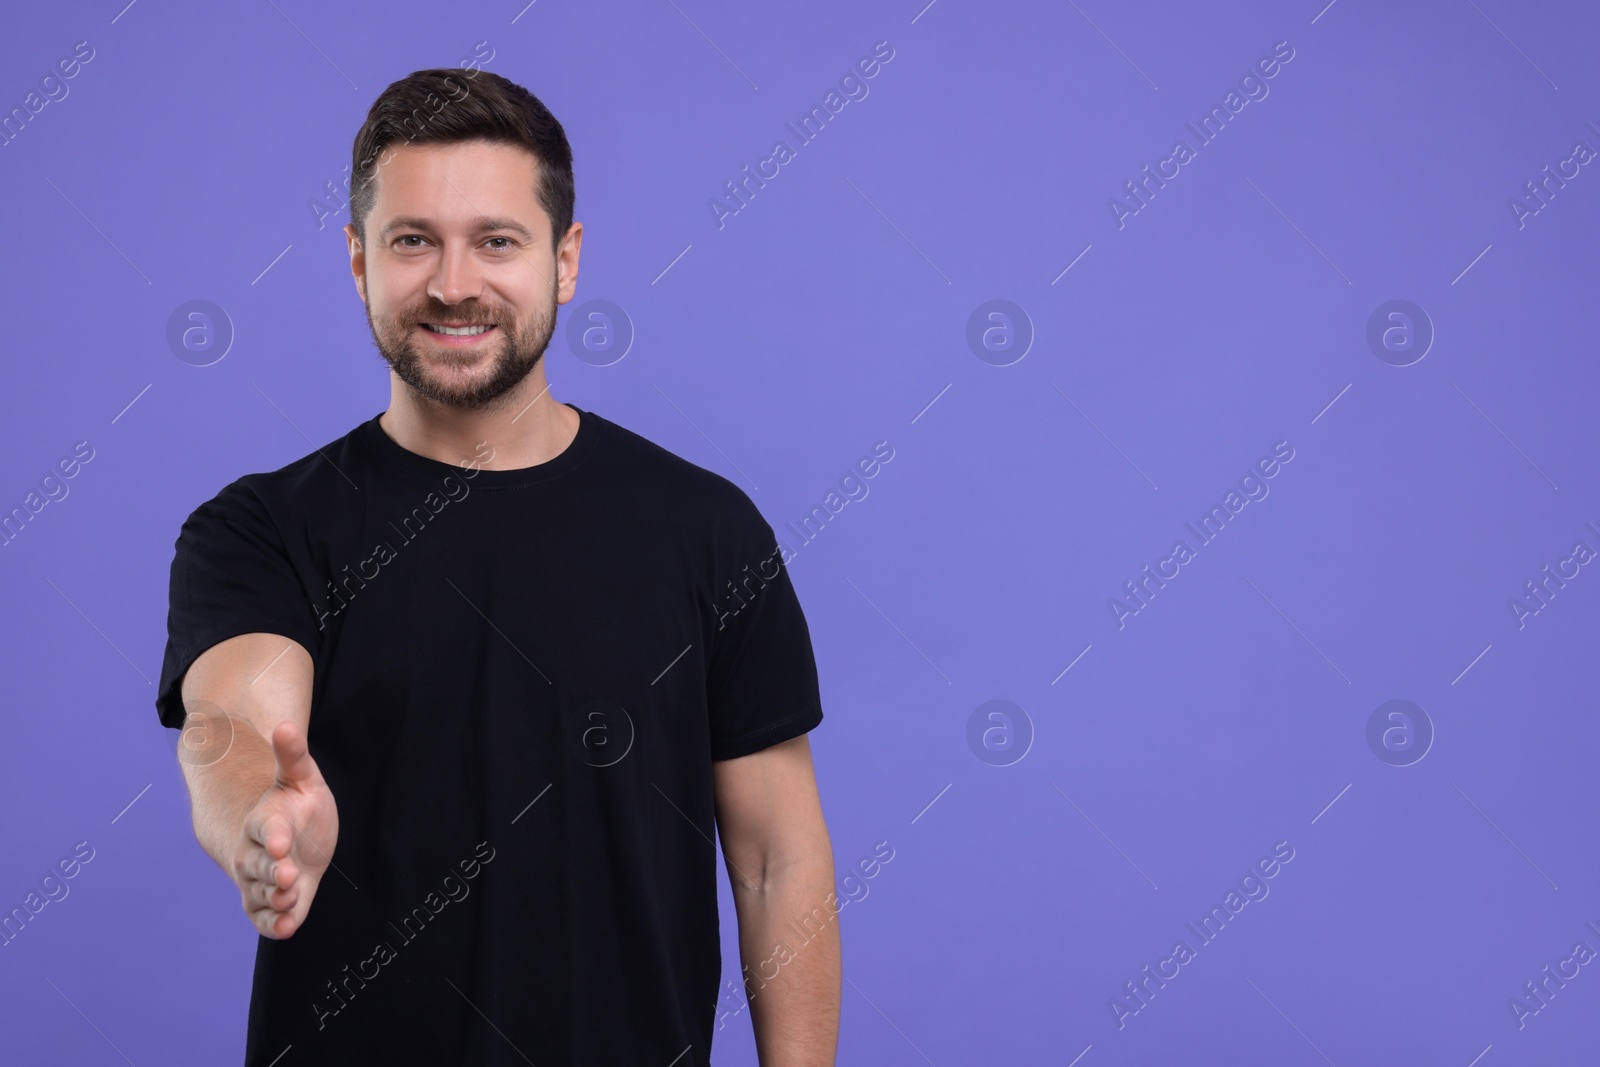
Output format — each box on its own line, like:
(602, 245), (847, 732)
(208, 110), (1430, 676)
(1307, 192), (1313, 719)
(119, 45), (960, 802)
(379, 216), (535, 241)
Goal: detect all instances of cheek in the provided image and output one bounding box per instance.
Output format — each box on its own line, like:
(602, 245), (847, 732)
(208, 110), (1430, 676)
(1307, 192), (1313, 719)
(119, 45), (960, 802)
(384, 294), (433, 332)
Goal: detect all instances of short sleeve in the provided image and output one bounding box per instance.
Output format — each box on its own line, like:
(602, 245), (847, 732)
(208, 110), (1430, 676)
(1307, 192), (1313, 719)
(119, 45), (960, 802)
(154, 480), (320, 730)
(705, 490), (824, 760)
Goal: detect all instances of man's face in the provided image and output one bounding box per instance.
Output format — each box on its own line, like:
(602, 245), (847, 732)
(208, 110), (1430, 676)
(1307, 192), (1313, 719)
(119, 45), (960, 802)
(345, 140), (578, 411)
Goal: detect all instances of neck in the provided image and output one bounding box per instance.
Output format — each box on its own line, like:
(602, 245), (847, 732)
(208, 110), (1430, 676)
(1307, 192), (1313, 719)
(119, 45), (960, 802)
(379, 369), (579, 471)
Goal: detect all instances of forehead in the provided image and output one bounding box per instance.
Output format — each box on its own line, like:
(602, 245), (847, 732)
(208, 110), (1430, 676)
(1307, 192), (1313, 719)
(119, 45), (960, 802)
(370, 140), (546, 234)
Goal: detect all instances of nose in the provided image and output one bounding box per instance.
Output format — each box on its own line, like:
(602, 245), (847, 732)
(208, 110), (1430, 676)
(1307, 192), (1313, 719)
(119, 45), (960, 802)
(427, 240), (486, 307)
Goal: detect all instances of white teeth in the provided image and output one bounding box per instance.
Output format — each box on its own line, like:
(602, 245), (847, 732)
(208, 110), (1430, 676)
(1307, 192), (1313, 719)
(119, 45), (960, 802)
(426, 324), (492, 336)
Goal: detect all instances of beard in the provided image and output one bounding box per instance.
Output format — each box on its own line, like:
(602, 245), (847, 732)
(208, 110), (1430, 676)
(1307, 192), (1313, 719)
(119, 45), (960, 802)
(366, 274), (558, 412)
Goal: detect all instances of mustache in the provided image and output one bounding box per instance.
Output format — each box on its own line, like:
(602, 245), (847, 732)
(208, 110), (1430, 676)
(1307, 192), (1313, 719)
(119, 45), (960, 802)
(407, 306), (504, 325)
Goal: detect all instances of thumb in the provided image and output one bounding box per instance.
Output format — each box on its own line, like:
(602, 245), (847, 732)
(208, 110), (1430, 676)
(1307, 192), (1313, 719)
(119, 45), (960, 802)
(271, 721), (318, 787)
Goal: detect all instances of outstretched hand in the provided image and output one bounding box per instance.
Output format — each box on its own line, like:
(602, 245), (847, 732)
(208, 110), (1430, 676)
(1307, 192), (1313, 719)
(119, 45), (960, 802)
(232, 721), (339, 939)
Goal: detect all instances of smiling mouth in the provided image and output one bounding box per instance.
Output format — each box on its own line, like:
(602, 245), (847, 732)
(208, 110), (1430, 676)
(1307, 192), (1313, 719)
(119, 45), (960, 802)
(421, 323), (496, 337)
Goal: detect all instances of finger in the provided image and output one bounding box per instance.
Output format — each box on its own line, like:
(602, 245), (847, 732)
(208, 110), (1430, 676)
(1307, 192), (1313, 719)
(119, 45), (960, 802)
(249, 902), (296, 939)
(263, 854), (298, 890)
(247, 876), (299, 912)
(241, 843), (302, 898)
(240, 840), (278, 882)
(271, 722), (318, 788)
(251, 811), (294, 860)
(239, 846), (268, 886)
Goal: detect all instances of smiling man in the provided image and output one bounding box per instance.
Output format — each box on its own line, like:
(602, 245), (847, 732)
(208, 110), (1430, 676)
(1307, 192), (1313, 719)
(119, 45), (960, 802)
(156, 68), (839, 1065)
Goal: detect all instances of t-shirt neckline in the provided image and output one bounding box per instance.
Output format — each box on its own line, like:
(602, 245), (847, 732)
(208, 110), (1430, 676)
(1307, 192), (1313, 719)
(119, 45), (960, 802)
(356, 402), (598, 487)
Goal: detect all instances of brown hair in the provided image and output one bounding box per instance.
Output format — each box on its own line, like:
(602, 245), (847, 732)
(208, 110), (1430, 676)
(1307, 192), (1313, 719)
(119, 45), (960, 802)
(348, 68), (574, 251)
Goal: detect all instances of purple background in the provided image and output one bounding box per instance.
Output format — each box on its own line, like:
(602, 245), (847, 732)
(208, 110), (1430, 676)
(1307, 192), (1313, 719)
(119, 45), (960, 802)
(2, 0), (1597, 1063)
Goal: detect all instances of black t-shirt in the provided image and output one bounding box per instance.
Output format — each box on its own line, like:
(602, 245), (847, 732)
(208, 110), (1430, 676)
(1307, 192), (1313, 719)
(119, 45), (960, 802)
(156, 403), (824, 1065)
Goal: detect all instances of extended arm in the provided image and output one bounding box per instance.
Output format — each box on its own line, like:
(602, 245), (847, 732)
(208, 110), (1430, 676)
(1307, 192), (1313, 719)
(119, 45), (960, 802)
(176, 632), (335, 938)
(713, 733), (840, 1066)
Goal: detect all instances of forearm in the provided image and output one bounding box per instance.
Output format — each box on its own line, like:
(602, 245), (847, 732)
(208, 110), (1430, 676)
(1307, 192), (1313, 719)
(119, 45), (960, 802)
(733, 858), (842, 1067)
(178, 710), (276, 873)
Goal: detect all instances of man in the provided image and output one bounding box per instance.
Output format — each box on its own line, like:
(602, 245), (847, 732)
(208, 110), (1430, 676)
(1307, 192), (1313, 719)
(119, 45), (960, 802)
(157, 67), (840, 1065)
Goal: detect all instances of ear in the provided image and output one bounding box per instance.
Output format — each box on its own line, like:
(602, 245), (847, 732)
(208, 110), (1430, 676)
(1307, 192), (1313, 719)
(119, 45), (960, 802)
(555, 220), (583, 305)
(343, 222), (367, 302)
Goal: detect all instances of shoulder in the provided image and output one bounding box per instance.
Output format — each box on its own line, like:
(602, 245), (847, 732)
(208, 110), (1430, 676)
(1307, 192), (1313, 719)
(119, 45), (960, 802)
(587, 409), (766, 529)
(178, 421), (366, 536)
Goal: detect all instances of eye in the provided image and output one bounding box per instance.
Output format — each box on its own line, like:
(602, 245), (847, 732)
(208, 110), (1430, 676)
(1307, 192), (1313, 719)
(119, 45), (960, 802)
(396, 235), (426, 248)
(485, 237), (512, 250)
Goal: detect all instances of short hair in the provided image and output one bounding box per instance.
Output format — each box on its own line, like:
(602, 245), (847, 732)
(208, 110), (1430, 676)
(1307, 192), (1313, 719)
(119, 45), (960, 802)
(349, 68), (574, 252)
